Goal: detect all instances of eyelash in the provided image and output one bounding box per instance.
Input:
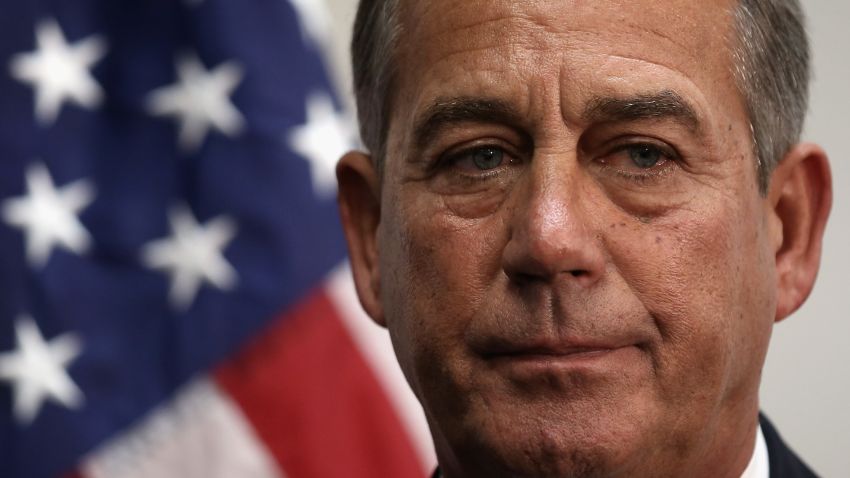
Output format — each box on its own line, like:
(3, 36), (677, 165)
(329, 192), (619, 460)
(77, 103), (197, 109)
(430, 139), (680, 186)
(602, 165), (672, 184)
(435, 144), (518, 178)
(597, 142), (680, 183)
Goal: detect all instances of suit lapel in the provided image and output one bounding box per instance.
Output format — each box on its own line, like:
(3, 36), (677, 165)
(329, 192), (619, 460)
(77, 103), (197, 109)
(759, 413), (819, 478)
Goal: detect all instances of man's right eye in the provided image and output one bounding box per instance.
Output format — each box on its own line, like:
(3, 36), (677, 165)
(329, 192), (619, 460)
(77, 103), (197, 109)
(425, 141), (526, 197)
(444, 145), (512, 174)
(469, 147), (505, 170)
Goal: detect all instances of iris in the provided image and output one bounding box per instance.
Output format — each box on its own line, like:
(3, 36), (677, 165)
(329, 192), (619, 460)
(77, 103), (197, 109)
(629, 145), (662, 169)
(471, 147), (504, 170)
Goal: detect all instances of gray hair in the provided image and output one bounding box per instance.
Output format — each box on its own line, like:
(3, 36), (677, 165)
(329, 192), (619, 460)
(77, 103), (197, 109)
(733, 0), (810, 191)
(351, 0), (402, 175)
(351, 0), (811, 191)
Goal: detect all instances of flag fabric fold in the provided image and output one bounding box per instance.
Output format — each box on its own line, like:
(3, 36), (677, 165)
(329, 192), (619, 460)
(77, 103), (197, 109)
(0, 1), (432, 477)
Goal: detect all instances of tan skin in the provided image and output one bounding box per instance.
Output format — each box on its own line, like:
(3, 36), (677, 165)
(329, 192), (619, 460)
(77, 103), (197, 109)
(338, 0), (832, 476)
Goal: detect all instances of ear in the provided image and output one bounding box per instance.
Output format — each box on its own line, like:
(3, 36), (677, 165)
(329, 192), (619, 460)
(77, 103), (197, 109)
(767, 143), (832, 322)
(337, 151), (386, 326)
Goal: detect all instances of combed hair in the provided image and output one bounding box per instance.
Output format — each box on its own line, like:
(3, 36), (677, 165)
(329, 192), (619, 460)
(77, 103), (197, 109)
(732, 0), (810, 191)
(351, 0), (402, 175)
(351, 0), (811, 191)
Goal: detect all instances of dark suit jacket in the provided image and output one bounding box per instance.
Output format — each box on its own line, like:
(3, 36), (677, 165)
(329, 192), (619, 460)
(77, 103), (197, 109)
(760, 413), (819, 478)
(431, 414), (819, 478)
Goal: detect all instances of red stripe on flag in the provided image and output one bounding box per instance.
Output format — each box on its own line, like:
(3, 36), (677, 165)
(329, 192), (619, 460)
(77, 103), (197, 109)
(215, 288), (426, 478)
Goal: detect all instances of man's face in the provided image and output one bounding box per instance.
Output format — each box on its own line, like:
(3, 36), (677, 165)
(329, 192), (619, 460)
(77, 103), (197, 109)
(374, 0), (778, 476)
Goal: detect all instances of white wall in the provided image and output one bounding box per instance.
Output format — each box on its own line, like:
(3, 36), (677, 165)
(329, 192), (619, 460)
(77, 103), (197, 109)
(322, 1), (849, 475)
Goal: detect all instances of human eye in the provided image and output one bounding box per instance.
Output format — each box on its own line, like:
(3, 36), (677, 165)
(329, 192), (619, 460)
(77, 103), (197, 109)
(439, 144), (519, 179)
(423, 140), (525, 201)
(449, 145), (505, 170)
(597, 140), (679, 182)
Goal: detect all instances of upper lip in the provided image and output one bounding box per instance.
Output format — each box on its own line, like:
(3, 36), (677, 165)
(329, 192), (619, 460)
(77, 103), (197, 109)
(477, 337), (634, 358)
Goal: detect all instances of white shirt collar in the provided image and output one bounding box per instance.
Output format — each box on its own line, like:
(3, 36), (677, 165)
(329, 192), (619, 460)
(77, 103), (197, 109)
(740, 424), (770, 478)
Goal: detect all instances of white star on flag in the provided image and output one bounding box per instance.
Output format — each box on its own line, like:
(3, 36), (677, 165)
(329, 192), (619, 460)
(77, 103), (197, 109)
(9, 18), (107, 125)
(146, 52), (246, 152)
(287, 92), (355, 196)
(1, 162), (96, 268)
(141, 204), (239, 311)
(0, 315), (84, 425)
(287, 0), (332, 45)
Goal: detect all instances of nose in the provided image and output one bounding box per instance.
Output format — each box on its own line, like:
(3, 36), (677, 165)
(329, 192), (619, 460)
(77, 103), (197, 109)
(501, 160), (605, 288)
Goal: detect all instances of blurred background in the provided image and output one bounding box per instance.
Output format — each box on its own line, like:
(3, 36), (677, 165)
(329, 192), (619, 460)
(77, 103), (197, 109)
(0, 1), (846, 477)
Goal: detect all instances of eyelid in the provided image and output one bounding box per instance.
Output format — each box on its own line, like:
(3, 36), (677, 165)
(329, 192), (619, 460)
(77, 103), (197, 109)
(604, 137), (681, 162)
(592, 140), (681, 184)
(435, 139), (524, 171)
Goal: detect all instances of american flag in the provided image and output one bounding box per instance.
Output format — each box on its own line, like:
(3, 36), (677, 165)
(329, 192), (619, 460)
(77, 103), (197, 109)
(0, 1), (434, 477)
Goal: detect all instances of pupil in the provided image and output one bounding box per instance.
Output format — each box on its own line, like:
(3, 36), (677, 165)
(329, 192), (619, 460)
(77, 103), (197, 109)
(473, 148), (503, 170)
(630, 146), (660, 168)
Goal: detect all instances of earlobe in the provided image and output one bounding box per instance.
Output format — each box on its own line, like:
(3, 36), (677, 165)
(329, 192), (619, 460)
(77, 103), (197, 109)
(336, 151), (386, 326)
(768, 143), (832, 322)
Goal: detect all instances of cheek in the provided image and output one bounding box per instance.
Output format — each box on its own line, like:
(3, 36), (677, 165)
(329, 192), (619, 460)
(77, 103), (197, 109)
(377, 189), (509, 393)
(606, 194), (775, 398)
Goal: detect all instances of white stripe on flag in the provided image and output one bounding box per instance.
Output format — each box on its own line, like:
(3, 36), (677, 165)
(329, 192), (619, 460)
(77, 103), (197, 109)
(327, 263), (438, 473)
(80, 377), (283, 478)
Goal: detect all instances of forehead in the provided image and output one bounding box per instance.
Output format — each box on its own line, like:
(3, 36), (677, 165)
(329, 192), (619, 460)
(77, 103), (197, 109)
(397, 0), (736, 69)
(388, 0), (742, 150)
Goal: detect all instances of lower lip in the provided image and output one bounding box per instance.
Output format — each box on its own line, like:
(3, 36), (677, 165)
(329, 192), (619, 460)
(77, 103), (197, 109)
(487, 346), (641, 378)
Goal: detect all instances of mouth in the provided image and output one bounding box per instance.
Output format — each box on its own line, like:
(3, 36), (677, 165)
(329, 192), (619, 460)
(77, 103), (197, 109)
(485, 344), (631, 362)
(479, 340), (644, 380)
(480, 336), (636, 357)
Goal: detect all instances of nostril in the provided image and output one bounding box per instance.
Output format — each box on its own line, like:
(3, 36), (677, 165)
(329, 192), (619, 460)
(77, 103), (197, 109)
(505, 268), (591, 285)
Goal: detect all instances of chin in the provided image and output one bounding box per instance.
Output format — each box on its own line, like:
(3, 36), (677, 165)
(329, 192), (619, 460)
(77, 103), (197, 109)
(438, 399), (655, 478)
(494, 440), (614, 478)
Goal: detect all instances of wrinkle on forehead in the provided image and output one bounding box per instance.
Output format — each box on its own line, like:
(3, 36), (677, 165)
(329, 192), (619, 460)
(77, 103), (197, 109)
(398, 0), (738, 69)
(386, 0), (748, 169)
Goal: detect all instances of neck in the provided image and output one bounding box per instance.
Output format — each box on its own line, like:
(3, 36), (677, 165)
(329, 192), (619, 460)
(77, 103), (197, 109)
(436, 406), (763, 478)
(675, 399), (761, 478)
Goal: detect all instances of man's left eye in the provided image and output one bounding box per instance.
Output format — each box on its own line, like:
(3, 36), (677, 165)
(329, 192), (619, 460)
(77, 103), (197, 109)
(604, 142), (676, 174)
(594, 141), (679, 183)
(628, 145), (664, 169)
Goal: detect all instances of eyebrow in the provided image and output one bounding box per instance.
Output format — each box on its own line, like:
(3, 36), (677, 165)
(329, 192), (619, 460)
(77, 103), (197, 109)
(410, 90), (701, 151)
(582, 90), (701, 132)
(412, 97), (524, 151)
